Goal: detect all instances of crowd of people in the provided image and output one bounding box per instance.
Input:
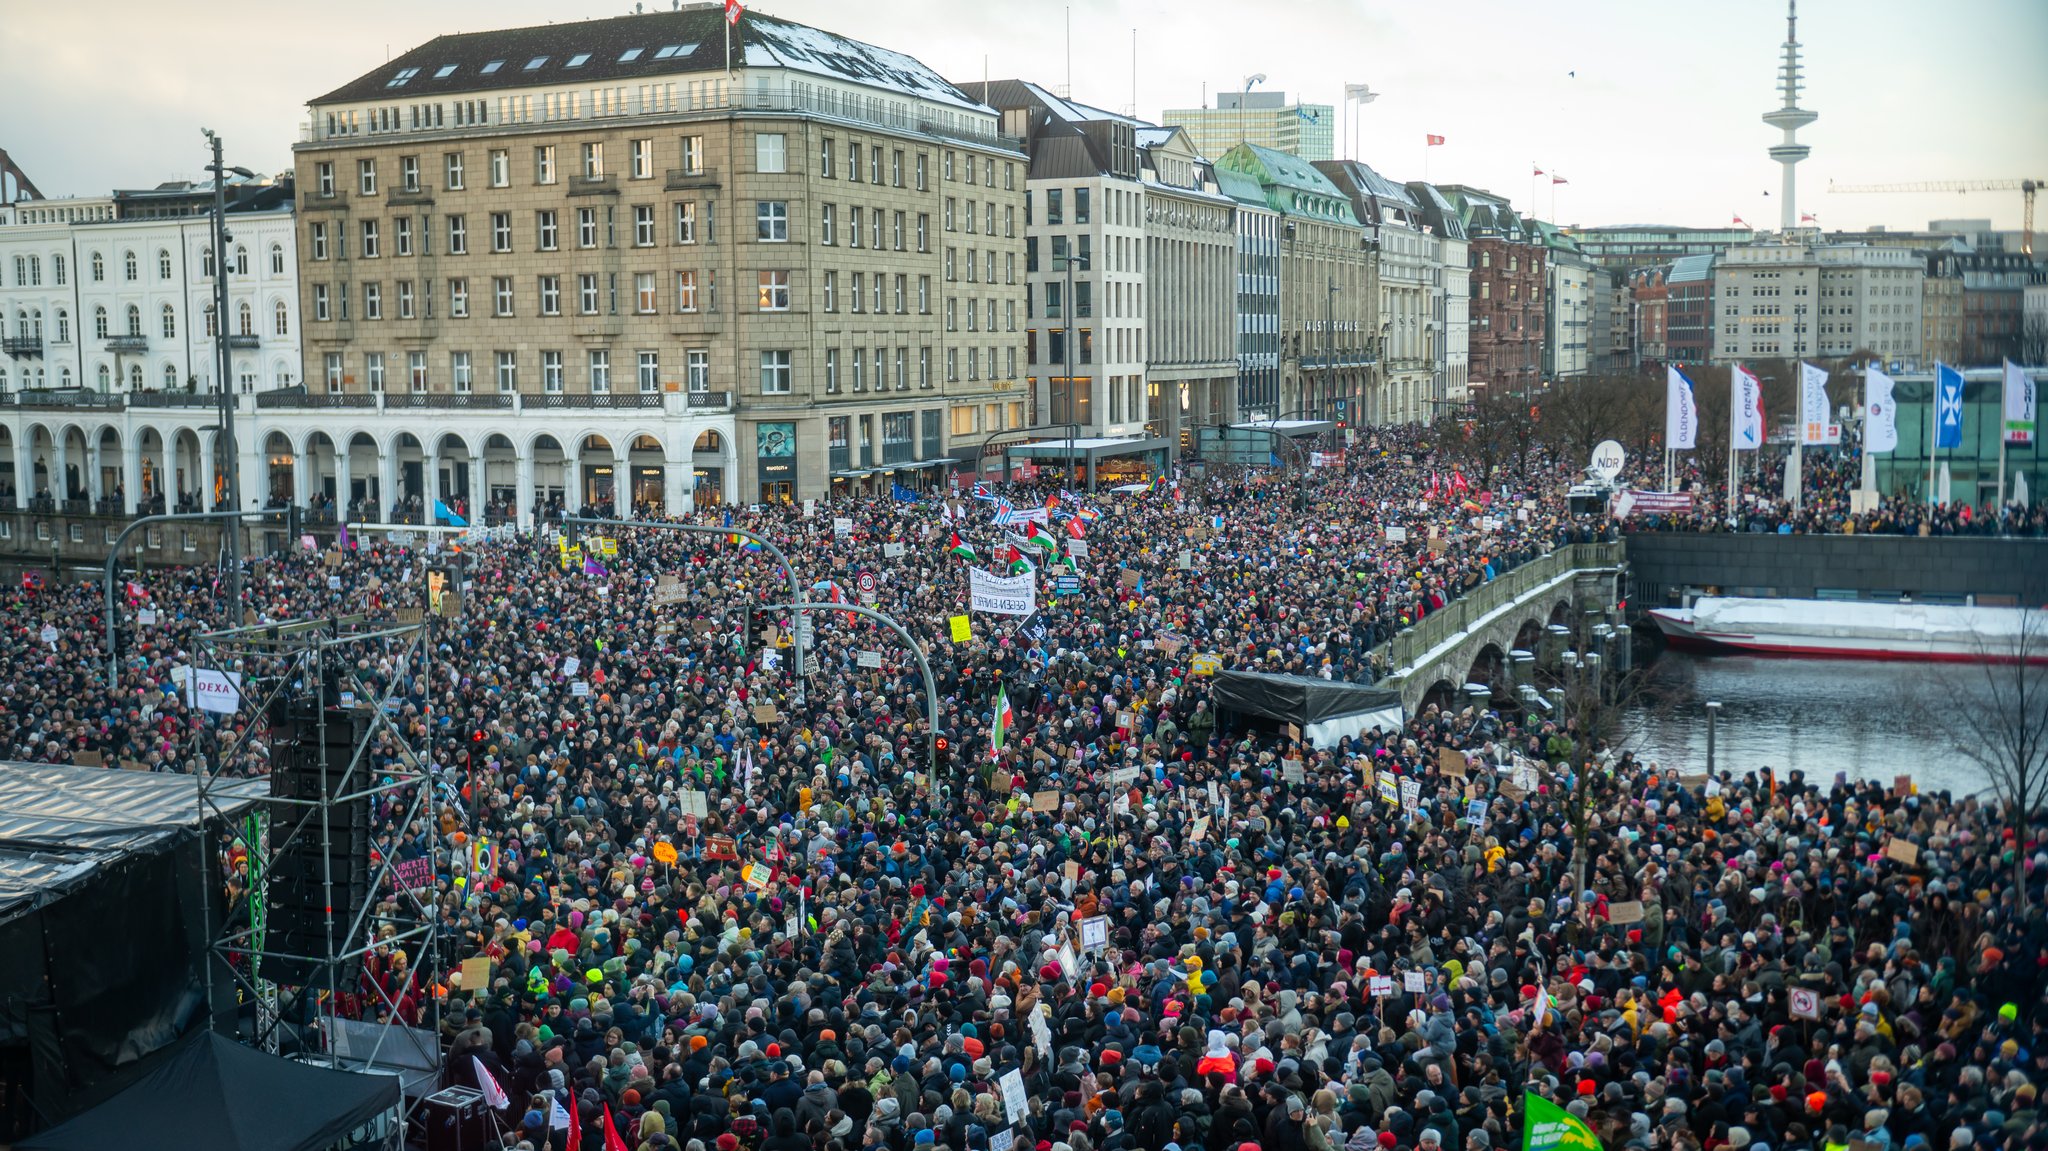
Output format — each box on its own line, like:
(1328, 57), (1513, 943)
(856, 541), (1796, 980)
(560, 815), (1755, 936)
(4, 425), (2043, 1151)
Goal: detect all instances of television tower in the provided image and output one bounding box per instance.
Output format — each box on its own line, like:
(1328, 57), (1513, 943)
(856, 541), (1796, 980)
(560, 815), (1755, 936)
(1763, 0), (1817, 233)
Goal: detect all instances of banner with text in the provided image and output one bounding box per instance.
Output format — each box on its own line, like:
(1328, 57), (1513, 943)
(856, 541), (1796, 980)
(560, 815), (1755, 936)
(968, 568), (1038, 616)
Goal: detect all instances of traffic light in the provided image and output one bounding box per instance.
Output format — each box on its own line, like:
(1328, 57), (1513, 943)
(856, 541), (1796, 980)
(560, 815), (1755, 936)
(113, 626), (133, 658)
(932, 736), (950, 773)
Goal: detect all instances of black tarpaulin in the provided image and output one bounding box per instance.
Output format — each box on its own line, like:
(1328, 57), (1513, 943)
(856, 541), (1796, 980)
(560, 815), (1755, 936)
(1210, 670), (1402, 726)
(19, 1031), (399, 1151)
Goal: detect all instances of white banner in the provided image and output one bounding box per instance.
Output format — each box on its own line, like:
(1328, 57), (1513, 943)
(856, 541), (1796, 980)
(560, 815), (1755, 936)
(1665, 366), (1698, 451)
(2005, 359), (2036, 446)
(1731, 364), (1764, 450)
(968, 568), (1037, 616)
(1865, 366), (1899, 453)
(1800, 361), (1839, 445)
(185, 667), (243, 714)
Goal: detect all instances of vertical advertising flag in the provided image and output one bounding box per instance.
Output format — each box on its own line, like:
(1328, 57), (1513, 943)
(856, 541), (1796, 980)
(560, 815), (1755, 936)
(1665, 366), (1698, 451)
(1865, 366), (1899, 453)
(1799, 362), (1838, 445)
(2004, 359), (2036, 446)
(1936, 363), (1965, 449)
(1730, 364), (1764, 450)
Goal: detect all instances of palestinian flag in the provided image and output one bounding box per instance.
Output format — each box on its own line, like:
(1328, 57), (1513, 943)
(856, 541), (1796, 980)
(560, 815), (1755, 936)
(991, 686), (1013, 761)
(1025, 523), (1058, 551)
(948, 532), (976, 560)
(1001, 545), (1033, 576)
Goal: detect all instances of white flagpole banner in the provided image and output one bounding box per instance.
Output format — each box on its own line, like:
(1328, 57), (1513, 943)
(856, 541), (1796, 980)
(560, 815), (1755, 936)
(1865, 366), (1899, 453)
(1731, 364), (1764, 450)
(2005, 359), (2036, 446)
(1800, 361), (1838, 445)
(1665, 366), (1698, 451)
(968, 568), (1038, 616)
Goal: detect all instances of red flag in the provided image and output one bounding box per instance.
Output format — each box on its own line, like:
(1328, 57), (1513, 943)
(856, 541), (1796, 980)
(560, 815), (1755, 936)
(1532, 164), (1544, 176)
(603, 1103), (630, 1151)
(724, 0), (742, 23)
(1066, 516), (1086, 540)
(1551, 175), (1568, 185)
(1732, 214), (1749, 227)
(1451, 468), (1470, 494)
(1425, 134), (1446, 147)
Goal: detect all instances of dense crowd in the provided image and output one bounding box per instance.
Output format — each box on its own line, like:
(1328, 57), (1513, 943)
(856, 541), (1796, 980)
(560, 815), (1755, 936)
(4, 426), (2043, 1151)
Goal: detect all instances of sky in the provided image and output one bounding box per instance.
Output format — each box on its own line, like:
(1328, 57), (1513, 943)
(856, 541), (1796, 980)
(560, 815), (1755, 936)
(5, 0), (2045, 235)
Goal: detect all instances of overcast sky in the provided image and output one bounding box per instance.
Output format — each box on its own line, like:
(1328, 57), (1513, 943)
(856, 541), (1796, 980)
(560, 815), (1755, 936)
(6, 0), (2044, 234)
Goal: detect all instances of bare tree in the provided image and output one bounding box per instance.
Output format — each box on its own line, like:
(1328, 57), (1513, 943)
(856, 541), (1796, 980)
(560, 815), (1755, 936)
(2023, 312), (2048, 368)
(1917, 609), (2048, 894)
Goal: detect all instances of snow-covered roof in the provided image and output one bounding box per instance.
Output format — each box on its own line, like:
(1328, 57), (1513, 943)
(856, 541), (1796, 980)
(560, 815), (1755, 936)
(744, 14), (985, 113)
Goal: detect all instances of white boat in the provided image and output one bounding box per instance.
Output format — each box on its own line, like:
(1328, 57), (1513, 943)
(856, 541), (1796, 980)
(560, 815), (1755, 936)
(1646, 596), (2048, 664)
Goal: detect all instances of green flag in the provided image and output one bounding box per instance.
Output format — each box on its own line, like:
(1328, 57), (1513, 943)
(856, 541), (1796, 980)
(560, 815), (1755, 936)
(1522, 1092), (1600, 1151)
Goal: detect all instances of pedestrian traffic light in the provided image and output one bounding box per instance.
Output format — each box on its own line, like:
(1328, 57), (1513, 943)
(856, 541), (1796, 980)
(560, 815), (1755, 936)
(933, 736), (950, 772)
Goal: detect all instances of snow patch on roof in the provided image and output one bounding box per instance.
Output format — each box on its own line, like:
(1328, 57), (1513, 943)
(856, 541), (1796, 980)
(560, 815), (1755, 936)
(746, 15), (987, 114)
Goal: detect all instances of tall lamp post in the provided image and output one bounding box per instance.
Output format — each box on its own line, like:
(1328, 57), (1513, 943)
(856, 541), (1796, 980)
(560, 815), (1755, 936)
(204, 130), (255, 615)
(1057, 246), (1091, 456)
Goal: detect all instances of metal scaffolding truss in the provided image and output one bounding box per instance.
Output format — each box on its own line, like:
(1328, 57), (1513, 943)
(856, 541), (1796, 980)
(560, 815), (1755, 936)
(187, 609), (443, 1086)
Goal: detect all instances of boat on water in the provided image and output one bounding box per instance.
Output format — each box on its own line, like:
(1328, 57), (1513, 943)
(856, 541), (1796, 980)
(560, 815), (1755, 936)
(1646, 596), (2048, 664)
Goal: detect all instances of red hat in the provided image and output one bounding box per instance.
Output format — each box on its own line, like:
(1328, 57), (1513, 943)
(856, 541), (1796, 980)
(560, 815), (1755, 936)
(766, 1043), (781, 1058)
(1379, 1135), (1397, 1149)
(1770, 1085), (1788, 1102)
(1252, 1057), (1275, 1077)
(1101, 1050), (1122, 1066)
(1090, 982), (1109, 998)
(1577, 1079), (1596, 1097)
(719, 1137), (740, 1151)
(1806, 1092), (1827, 1113)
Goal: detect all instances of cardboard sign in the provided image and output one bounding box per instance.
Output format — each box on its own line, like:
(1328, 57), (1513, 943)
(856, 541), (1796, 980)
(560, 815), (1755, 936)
(324, 550), (344, 568)
(1884, 838), (1920, 865)
(570, 680), (591, 698)
(1077, 915), (1110, 951)
(677, 790), (709, 818)
(137, 608), (157, 626)
(392, 856), (434, 890)
(1068, 539), (1090, 558)
(459, 956), (492, 991)
(563, 656), (582, 677)
(1189, 654), (1222, 677)
(395, 607), (424, 624)
(327, 575), (343, 590)
(1282, 759), (1305, 783)
(1403, 971), (1426, 993)
(1608, 900), (1645, 925)
(991, 1129), (1015, 1151)
(1788, 986), (1821, 1020)
(833, 517), (854, 536)
(1385, 526), (1408, 542)
(1031, 790), (1060, 812)
(1369, 975), (1394, 997)
(949, 615), (972, 643)
(1118, 569), (1142, 593)
(1176, 549), (1191, 570)
(883, 541), (906, 558)
(1000, 1067), (1030, 1124)
(1437, 747), (1468, 777)
(753, 703), (779, 725)
(71, 750), (104, 767)
(704, 835), (739, 861)
(1893, 774), (1913, 798)
(857, 650), (884, 669)
(990, 770), (1014, 794)
(120, 757), (149, 772)
(652, 841), (679, 865)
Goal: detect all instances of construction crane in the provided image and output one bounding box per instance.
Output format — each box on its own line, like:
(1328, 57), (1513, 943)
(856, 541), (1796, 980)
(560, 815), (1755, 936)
(1827, 179), (2041, 257)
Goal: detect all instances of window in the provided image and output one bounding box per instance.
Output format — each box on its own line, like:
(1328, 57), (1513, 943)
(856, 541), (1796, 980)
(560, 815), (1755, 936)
(154, 248), (171, 280)
(54, 309), (67, 343)
(448, 278), (468, 317)
(312, 286), (330, 322)
(358, 159), (377, 195)
(916, 152), (928, 190)
(755, 133), (786, 173)
(588, 349), (611, 392)
(366, 352), (385, 390)
(451, 351), (473, 392)
(674, 271), (698, 311)
(578, 274), (599, 314)
(581, 142), (603, 178)
(525, 56), (550, 71)
(407, 351), (427, 390)
(316, 162), (335, 196)
(91, 252), (104, 282)
(892, 211), (905, 251)
(363, 282), (383, 320)
(485, 149), (508, 187)
(534, 145), (556, 184)
(673, 202), (697, 244)
(491, 212), (512, 252)
(852, 348), (865, 391)
(679, 135), (703, 174)
(566, 52), (591, 68)
(916, 214), (929, 252)
(893, 274), (906, 313)
(820, 138), (836, 178)
(944, 198), (955, 231)
(759, 350), (792, 393)
(447, 215), (467, 254)
(397, 155), (421, 193)
(123, 250), (137, 280)
(849, 207), (863, 249)
(631, 139), (653, 179)
(1046, 188), (1063, 225)
(1075, 187), (1092, 224)
(637, 350), (660, 392)
(947, 347), (958, 381)
(852, 272), (865, 313)
(756, 201), (788, 242)
(943, 151), (956, 181)
(577, 208), (597, 248)
(398, 280), (416, 318)
(542, 350), (564, 392)
(945, 249), (956, 281)
(846, 141), (861, 183)
(539, 275), (561, 315)
(535, 210), (559, 251)
(919, 346), (931, 388)
(158, 303), (176, 338)
(820, 204), (835, 245)
(825, 348), (840, 392)
(758, 270), (791, 311)
(822, 271), (836, 312)
(687, 349), (709, 391)
(310, 223), (328, 261)
(917, 275), (930, 314)
(635, 272), (657, 313)
(494, 277), (514, 316)
(495, 350), (517, 391)
(870, 146), (882, 184)
(633, 205), (655, 246)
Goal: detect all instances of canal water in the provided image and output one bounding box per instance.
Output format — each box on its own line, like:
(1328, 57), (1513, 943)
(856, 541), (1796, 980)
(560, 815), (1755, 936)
(1623, 648), (1989, 797)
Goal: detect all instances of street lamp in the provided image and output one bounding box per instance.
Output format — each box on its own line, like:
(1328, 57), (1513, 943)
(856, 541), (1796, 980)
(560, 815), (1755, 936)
(203, 129), (256, 616)
(1055, 246), (1091, 471)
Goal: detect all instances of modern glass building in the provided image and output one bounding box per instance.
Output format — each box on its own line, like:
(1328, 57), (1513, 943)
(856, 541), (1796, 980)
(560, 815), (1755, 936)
(1876, 368), (2048, 504)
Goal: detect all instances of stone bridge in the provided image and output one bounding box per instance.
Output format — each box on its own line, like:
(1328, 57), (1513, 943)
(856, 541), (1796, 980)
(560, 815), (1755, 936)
(1376, 542), (1628, 715)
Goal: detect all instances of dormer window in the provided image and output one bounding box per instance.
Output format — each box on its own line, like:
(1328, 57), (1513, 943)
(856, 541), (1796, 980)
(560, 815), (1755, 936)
(618, 48), (644, 61)
(653, 44), (696, 59)
(480, 60), (505, 73)
(566, 53), (591, 68)
(386, 67), (420, 88)
(434, 64), (458, 78)
(523, 56), (549, 70)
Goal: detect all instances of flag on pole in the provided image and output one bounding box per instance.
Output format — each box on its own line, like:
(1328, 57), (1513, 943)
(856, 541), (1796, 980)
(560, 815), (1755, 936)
(1731, 364), (1765, 450)
(1025, 522), (1058, 551)
(991, 685), (1013, 761)
(473, 1056), (512, 1110)
(1529, 983), (1553, 1031)
(337, 521), (353, 550)
(1936, 363), (1965, 449)
(2004, 359), (2035, 446)
(433, 499), (468, 528)
(1551, 174), (1568, 185)
(1799, 361), (1837, 445)
(724, 0), (743, 23)
(602, 1103), (631, 1151)
(1532, 164), (1544, 176)
(1065, 515), (1087, 539)
(970, 480), (994, 501)
(552, 1096), (580, 1151)
(947, 532), (976, 560)
(1731, 214), (1749, 227)
(1425, 134), (1445, 146)
(1522, 1090), (1599, 1151)
(1866, 366), (1899, 453)
(582, 556), (609, 577)
(1800, 212), (1818, 224)
(1665, 366), (1699, 451)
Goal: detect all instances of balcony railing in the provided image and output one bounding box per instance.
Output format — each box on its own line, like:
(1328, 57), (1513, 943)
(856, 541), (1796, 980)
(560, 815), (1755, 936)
(105, 335), (149, 353)
(393, 392), (514, 410)
(129, 391), (222, 408)
(665, 167), (720, 190)
(10, 390), (123, 410)
(3, 337), (43, 358)
(385, 186), (435, 207)
(520, 392), (660, 409)
(225, 334), (262, 349)
(685, 390), (731, 410)
(566, 174), (618, 196)
(255, 388), (378, 409)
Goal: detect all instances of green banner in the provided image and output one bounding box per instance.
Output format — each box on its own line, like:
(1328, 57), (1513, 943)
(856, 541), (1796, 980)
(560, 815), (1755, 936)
(1523, 1091), (1600, 1151)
